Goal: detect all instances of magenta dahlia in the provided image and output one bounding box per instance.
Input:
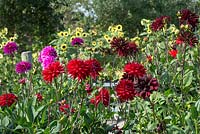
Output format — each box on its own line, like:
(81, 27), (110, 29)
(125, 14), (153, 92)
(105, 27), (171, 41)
(15, 61), (32, 74)
(3, 42), (18, 55)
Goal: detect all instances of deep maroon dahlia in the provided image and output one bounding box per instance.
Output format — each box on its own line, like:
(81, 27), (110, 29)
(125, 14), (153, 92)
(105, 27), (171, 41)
(115, 79), (136, 102)
(134, 74), (159, 99)
(176, 30), (198, 47)
(179, 9), (199, 29)
(15, 61), (32, 74)
(124, 62), (146, 78)
(110, 37), (129, 57)
(151, 16), (170, 31)
(67, 59), (90, 81)
(3, 42), (18, 55)
(85, 58), (103, 79)
(0, 93), (17, 107)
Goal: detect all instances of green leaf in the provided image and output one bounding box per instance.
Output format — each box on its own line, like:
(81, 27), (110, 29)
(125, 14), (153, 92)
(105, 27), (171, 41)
(195, 99), (200, 112)
(2, 116), (9, 127)
(185, 112), (195, 132)
(183, 70), (193, 88)
(51, 121), (61, 133)
(33, 105), (46, 120)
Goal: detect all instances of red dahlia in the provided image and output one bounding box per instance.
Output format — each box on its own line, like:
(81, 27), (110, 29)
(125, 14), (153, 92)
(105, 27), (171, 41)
(59, 103), (75, 114)
(0, 93), (17, 107)
(124, 62), (146, 78)
(134, 75), (159, 99)
(179, 9), (199, 29)
(90, 88), (110, 107)
(115, 79), (136, 102)
(36, 93), (43, 101)
(176, 30), (198, 47)
(85, 59), (103, 79)
(42, 61), (64, 83)
(168, 49), (178, 58)
(67, 59), (90, 81)
(151, 16), (170, 31)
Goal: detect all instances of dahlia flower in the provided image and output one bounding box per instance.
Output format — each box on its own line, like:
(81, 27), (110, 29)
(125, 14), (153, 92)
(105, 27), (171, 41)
(179, 9), (199, 29)
(90, 88), (110, 107)
(71, 37), (84, 46)
(15, 61), (32, 74)
(36, 93), (43, 101)
(168, 49), (178, 58)
(0, 93), (17, 107)
(151, 16), (170, 31)
(134, 75), (159, 99)
(85, 59), (103, 79)
(115, 79), (136, 102)
(124, 62), (146, 78)
(67, 59), (90, 81)
(110, 37), (128, 56)
(42, 61), (64, 83)
(3, 42), (18, 55)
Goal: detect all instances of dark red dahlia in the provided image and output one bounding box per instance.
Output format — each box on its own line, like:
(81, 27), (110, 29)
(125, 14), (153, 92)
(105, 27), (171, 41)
(151, 16), (170, 31)
(42, 61), (64, 83)
(134, 75), (159, 99)
(90, 88), (110, 107)
(85, 59), (103, 79)
(176, 30), (198, 47)
(115, 79), (136, 102)
(110, 37), (128, 56)
(36, 93), (43, 101)
(124, 62), (146, 78)
(179, 9), (199, 29)
(146, 55), (153, 62)
(67, 59), (90, 81)
(127, 41), (139, 55)
(0, 93), (17, 107)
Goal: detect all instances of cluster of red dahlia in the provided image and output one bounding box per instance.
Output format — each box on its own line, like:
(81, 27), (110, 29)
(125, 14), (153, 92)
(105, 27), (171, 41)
(115, 62), (159, 101)
(0, 93), (17, 107)
(90, 88), (110, 107)
(151, 16), (170, 31)
(110, 37), (138, 57)
(42, 61), (65, 83)
(178, 9), (199, 29)
(176, 30), (198, 47)
(67, 58), (102, 81)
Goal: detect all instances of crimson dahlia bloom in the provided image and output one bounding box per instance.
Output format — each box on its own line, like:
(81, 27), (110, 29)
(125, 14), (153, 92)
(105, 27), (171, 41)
(151, 16), (170, 31)
(42, 61), (64, 83)
(15, 61), (32, 74)
(124, 62), (146, 78)
(71, 37), (84, 46)
(3, 42), (18, 55)
(85, 59), (103, 79)
(90, 88), (110, 107)
(0, 93), (17, 107)
(169, 49), (178, 58)
(67, 59), (90, 81)
(176, 30), (198, 47)
(115, 79), (136, 102)
(134, 75), (159, 99)
(179, 9), (199, 29)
